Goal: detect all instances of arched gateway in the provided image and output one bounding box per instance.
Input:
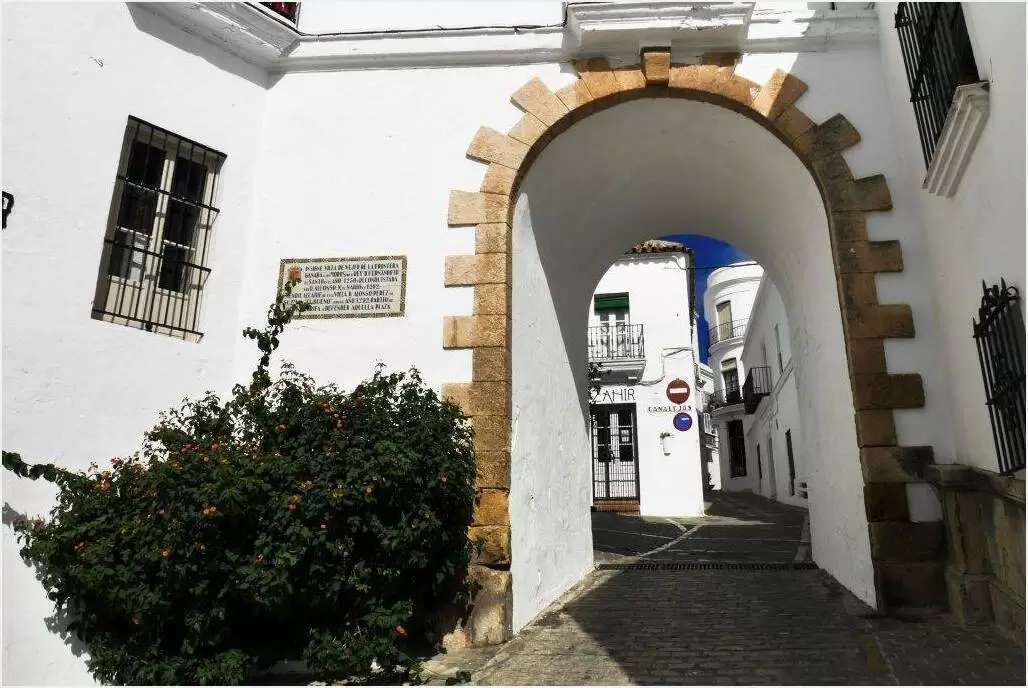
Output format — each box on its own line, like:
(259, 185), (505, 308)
(442, 52), (938, 645)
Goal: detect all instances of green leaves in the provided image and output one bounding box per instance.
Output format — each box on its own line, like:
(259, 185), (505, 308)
(3, 280), (476, 685)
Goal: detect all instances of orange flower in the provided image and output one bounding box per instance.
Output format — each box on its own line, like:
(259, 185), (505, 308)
(287, 504), (297, 512)
(161, 548), (171, 559)
(395, 625), (407, 637)
(275, 424), (287, 432)
(320, 523), (328, 529)
(365, 486), (373, 495)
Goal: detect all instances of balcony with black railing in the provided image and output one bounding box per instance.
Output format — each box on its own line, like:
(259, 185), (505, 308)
(743, 366), (773, 414)
(588, 324), (644, 361)
(707, 385), (743, 412)
(708, 318), (748, 351)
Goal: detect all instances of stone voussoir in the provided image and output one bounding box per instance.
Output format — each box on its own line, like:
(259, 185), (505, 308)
(467, 126), (529, 169)
(794, 113), (862, 160)
(472, 347), (511, 382)
(827, 174), (893, 212)
(511, 77), (569, 127)
(444, 253), (509, 286)
(844, 303), (915, 339)
(752, 68), (809, 120)
(481, 164), (518, 196)
(474, 283), (510, 316)
(474, 223), (510, 254)
(853, 373), (925, 409)
(442, 315), (507, 349)
(469, 524), (511, 565)
(470, 414), (510, 453)
(860, 445), (935, 483)
(642, 49), (671, 84)
(573, 57), (619, 99)
(473, 488), (510, 526)
(475, 449), (511, 490)
(507, 112), (550, 147)
(864, 482), (911, 521)
(837, 240), (904, 274)
(869, 521), (946, 562)
(855, 409), (898, 447)
(448, 190), (510, 226)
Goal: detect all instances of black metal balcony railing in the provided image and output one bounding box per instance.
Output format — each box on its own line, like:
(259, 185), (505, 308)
(708, 318), (748, 348)
(260, 2), (299, 22)
(743, 366), (773, 414)
(707, 385), (743, 411)
(588, 324), (645, 361)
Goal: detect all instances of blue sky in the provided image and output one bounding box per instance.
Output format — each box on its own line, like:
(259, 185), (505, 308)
(662, 234), (751, 364)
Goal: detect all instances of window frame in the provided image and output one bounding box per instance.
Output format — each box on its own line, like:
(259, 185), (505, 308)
(92, 117), (226, 341)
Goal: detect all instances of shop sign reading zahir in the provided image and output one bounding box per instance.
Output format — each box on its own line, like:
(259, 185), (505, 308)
(278, 256), (407, 319)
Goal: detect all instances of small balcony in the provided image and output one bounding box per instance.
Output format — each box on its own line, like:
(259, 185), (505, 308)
(707, 385), (743, 412)
(708, 318), (748, 350)
(588, 324), (645, 382)
(743, 366), (773, 414)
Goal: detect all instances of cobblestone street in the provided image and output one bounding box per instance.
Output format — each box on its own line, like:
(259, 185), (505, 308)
(466, 493), (1025, 686)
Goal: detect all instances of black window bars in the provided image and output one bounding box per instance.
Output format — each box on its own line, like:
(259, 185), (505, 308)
(973, 280), (1026, 475)
(92, 117), (226, 341)
(894, 2), (980, 168)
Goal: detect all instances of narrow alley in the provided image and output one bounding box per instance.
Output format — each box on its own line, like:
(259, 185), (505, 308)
(459, 493), (1025, 686)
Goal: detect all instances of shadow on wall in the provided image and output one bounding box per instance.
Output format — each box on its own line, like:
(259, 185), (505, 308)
(125, 3), (271, 89)
(2, 503), (90, 660)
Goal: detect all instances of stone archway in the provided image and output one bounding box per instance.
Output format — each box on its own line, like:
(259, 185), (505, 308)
(442, 51), (941, 645)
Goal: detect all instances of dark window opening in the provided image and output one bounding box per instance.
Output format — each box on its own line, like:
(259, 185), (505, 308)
(785, 429), (797, 496)
(728, 420), (746, 478)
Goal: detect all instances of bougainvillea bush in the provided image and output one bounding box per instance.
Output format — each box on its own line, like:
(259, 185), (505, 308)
(4, 283), (477, 685)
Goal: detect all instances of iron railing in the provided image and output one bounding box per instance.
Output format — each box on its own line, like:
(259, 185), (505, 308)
(707, 385), (743, 411)
(743, 366), (773, 414)
(260, 2), (299, 22)
(973, 280), (1026, 475)
(92, 117), (225, 341)
(588, 324), (645, 361)
(894, 3), (980, 168)
(708, 318), (748, 348)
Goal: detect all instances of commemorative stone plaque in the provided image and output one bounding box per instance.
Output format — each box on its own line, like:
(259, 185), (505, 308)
(278, 256), (407, 319)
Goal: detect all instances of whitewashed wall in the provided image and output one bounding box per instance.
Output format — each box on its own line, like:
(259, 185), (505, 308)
(741, 277), (808, 508)
(703, 264), (763, 390)
(3, 2), (999, 682)
(875, 2), (1026, 476)
(1, 4), (270, 684)
(588, 254), (705, 518)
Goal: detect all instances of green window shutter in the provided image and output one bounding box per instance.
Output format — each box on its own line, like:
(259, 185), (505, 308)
(594, 293), (629, 311)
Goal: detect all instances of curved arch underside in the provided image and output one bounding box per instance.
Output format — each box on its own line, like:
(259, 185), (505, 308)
(441, 53), (940, 646)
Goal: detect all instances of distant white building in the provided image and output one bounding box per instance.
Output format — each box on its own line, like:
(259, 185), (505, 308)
(703, 263), (808, 508)
(695, 361), (721, 492)
(588, 240), (705, 518)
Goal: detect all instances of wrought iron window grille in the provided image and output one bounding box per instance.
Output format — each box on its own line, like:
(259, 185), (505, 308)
(973, 280), (1026, 475)
(2, 191), (12, 229)
(92, 117), (226, 341)
(894, 2), (981, 168)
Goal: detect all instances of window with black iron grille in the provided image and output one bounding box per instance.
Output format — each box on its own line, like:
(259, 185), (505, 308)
(92, 117), (226, 341)
(973, 280), (1025, 475)
(894, 3), (981, 168)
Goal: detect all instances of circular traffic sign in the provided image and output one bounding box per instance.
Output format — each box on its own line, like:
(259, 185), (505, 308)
(673, 412), (693, 432)
(666, 378), (691, 404)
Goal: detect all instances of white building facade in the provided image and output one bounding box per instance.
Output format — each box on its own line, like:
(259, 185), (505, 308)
(588, 240), (705, 518)
(3, 2), (1024, 681)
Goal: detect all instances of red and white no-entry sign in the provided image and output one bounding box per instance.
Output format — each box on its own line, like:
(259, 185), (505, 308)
(666, 378), (691, 404)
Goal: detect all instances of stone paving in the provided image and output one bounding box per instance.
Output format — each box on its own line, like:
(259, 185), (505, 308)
(463, 492), (1025, 686)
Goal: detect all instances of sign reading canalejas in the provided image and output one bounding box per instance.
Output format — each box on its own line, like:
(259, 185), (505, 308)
(278, 256), (407, 319)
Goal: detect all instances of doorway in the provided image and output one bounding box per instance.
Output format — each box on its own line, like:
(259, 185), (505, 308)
(590, 403), (640, 503)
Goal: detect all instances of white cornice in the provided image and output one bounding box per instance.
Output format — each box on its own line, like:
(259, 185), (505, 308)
(923, 81), (991, 198)
(137, 2), (879, 75)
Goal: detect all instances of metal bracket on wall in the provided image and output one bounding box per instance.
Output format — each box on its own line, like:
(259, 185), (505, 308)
(2, 191), (13, 229)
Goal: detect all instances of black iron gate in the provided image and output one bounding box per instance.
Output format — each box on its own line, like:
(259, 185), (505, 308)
(590, 403), (640, 501)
